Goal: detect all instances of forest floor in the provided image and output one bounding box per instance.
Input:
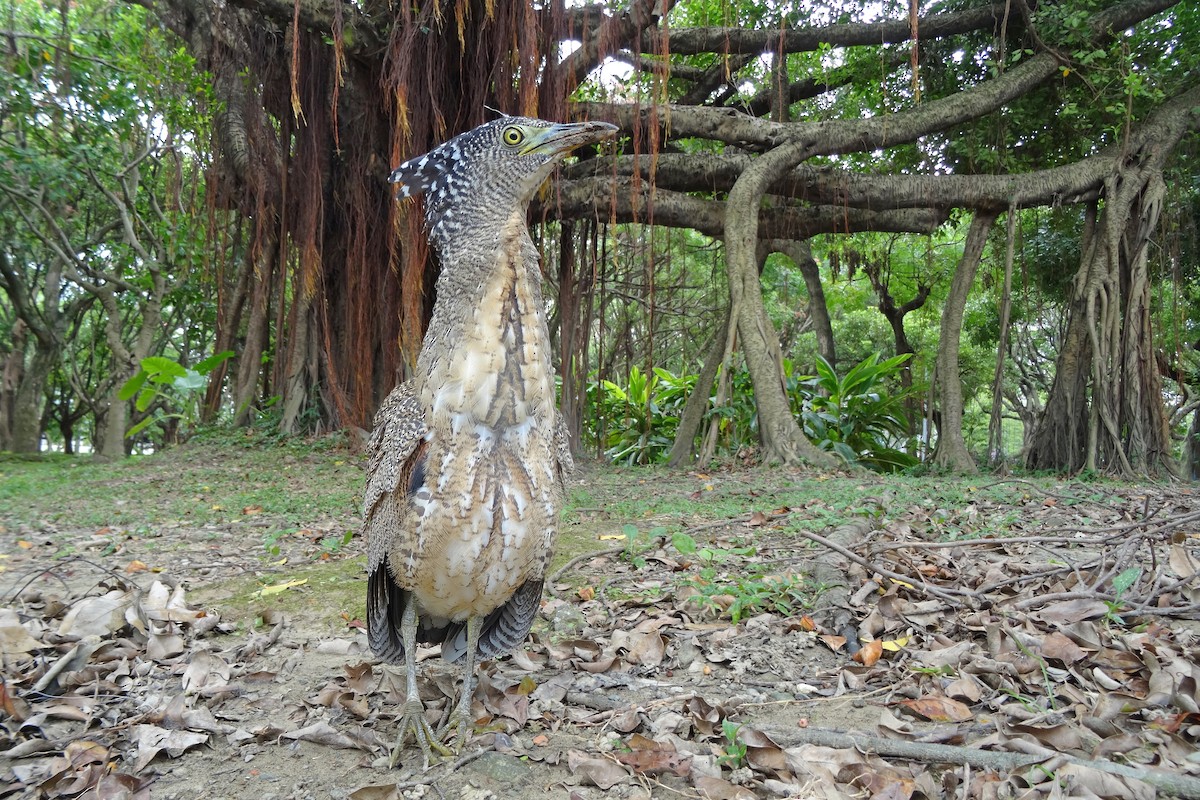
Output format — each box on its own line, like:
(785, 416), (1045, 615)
(1, 431), (1198, 800)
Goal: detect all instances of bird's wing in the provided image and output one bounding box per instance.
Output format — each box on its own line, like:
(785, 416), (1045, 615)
(364, 382), (428, 664)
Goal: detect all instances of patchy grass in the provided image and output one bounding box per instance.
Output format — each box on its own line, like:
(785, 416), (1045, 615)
(0, 429), (362, 536)
(191, 554), (368, 635)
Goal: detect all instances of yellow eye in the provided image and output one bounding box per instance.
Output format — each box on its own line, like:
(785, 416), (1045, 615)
(502, 126), (525, 146)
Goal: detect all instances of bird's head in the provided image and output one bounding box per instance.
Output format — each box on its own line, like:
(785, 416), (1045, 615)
(389, 116), (618, 249)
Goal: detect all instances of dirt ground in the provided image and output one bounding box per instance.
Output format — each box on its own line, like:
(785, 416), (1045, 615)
(1, 438), (1198, 799)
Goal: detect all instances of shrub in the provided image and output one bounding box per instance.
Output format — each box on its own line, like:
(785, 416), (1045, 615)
(796, 353), (919, 472)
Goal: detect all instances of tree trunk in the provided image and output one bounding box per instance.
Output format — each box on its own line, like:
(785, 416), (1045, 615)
(279, 290), (316, 434)
(1184, 403), (1200, 481)
(667, 307), (729, 467)
(932, 210), (996, 472)
(203, 228), (253, 424)
(1025, 84), (1200, 477)
(768, 240), (836, 369)
(234, 237), (278, 426)
(1026, 180), (1175, 476)
(95, 387), (130, 460)
(10, 345), (56, 453)
(558, 222), (586, 455)
(725, 141), (837, 468)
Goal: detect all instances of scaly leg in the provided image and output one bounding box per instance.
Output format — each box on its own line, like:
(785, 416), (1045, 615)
(439, 614), (481, 752)
(389, 601), (452, 769)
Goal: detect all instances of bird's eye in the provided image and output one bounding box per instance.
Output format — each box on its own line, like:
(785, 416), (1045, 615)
(502, 126), (525, 147)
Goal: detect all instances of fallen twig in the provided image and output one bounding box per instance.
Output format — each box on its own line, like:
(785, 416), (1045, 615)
(547, 545), (625, 592)
(795, 528), (975, 606)
(762, 726), (1200, 799)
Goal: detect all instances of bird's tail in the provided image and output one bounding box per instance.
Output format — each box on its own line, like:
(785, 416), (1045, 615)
(440, 578), (544, 664)
(368, 559), (455, 663)
(367, 563), (408, 664)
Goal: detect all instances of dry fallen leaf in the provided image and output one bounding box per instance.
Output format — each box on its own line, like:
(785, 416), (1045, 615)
(854, 639), (883, 666)
(897, 696), (974, 723)
(566, 750), (630, 789)
(131, 724), (208, 772)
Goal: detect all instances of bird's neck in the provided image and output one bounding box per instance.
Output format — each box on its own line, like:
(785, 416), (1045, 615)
(415, 210), (555, 430)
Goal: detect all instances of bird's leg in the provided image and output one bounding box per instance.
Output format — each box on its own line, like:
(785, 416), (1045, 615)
(389, 600), (452, 770)
(440, 614), (481, 752)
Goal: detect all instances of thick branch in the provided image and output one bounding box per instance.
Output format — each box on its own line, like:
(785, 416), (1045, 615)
(580, 0), (1180, 153)
(543, 179), (946, 238)
(643, 3), (1008, 56)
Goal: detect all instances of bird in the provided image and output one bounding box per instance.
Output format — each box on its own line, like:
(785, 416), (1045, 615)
(363, 115), (618, 768)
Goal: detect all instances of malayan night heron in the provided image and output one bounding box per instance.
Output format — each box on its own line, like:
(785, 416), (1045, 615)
(363, 116), (618, 767)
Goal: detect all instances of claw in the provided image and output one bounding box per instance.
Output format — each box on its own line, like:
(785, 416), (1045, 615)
(387, 610), (482, 767)
(389, 698), (453, 770)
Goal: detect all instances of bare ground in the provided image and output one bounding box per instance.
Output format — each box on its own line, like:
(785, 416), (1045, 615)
(1, 437), (1198, 799)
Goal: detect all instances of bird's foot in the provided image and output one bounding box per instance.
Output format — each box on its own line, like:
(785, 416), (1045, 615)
(436, 690), (477, 753)
(389, 698), (453, 770)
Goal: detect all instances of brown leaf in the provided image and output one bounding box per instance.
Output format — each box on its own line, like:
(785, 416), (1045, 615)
(610, 707), (642, 733)
(1038, 631), (1087, 664)
(693, 775), (757, 800)
(854, 639), (883, 666)
(627, 631), (666, 666)
(684, 696), (724, 737)
(241, 505), (264, 515)
(349, 784), (400, 800)
(281, 721), (364, 750)
(1168, 543), (1198, 579)
(897, 696), (974, 722)
(182, 650), (231, 693)
(747, 511), (769, 527)
(613, 749), (691, 777)
(819, 634), (847, 652)
(0, 608), (45, 657)
(566, 750), (630, 789)
(1035, 599), (1108, 623)
(131, 725), (208, 772)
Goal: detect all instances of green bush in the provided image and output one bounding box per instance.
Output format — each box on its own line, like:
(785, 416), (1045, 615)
(589, 366), (695, 464)
(587, 353), (919, 471)
(796, 353), (918, 472)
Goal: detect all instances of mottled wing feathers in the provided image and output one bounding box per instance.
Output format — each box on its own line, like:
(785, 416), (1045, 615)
(363, 382), (426, 569)
(364, 382), (427, 664)
(441, 578), (544, 664)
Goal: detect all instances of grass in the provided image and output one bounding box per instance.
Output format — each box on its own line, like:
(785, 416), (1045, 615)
(191, 555), (368, 634)
(2, 434), (1144, 633)
(0, 428), (362, 534)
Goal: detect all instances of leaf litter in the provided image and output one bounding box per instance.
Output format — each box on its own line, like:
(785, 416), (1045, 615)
(0, 453), (1198, 799)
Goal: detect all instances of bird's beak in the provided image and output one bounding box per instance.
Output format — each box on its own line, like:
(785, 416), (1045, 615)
(518, 120), (618, 157)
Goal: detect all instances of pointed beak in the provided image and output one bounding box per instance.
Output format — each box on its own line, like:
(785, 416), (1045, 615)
(518, 120), (618, 157)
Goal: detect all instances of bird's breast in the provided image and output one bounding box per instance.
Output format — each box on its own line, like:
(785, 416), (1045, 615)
(400, 221), (560, 620)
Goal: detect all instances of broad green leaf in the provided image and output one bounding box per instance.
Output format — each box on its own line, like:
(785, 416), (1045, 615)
(141, 356), (187, 379)
(118, 370), (149, 401)
(195, 350), (234, 374)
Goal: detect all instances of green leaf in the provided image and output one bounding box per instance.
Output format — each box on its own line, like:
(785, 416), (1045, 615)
(135, 386), (158, 413)
(125, 414), (161, 438)
(118, 370), (149, 402)
(140, 356), (187, 379)
(195, 350), (234, 374)
(672, 532), (697, 555)
(173, 369), (207, 391)
(1112, 567), (1141, 596)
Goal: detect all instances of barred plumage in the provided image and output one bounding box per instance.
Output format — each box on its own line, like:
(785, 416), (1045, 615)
(363, 116), (616, 768)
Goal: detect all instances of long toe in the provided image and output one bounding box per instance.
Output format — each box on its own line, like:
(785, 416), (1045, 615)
(390, 698), (453, 770)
